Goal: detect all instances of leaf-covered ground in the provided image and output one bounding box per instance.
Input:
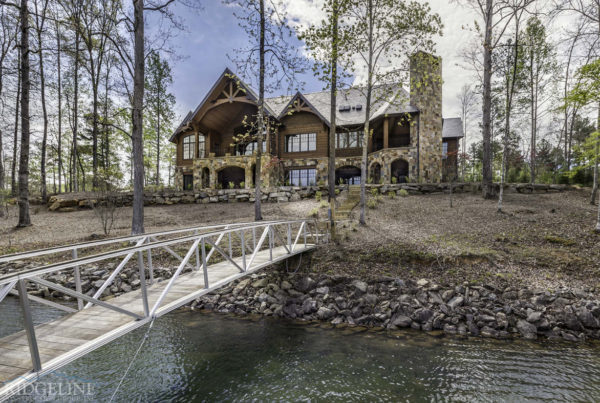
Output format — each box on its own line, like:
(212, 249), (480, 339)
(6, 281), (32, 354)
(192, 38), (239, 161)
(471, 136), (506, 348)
(311, 189), (600, 294)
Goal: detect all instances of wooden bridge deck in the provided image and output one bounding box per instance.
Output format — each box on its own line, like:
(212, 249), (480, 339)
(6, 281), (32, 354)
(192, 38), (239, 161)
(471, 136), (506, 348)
(0, 243), (313, 395)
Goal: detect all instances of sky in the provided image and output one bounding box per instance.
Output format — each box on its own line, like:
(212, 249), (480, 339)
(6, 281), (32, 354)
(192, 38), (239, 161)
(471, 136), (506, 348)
(165, 0), (482, 125)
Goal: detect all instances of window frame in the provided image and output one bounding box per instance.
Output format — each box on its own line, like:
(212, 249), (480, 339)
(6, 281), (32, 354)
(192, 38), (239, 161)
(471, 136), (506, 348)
(286, 168), (317, 186)
(442, 141), (448, 160)
(182, 134), (196, 160)
(285, 133), (317, 153)
(336, 131), (363, 149)
(198, 135), (205, 158)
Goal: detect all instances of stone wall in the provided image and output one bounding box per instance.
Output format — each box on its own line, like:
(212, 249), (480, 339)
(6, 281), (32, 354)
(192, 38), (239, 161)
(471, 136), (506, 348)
(45, 183), (573, 212)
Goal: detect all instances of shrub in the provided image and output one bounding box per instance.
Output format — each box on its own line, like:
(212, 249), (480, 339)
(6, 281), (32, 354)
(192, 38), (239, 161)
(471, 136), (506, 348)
(398, 189), (409, 197)
(319, 200), (328, 209)
(228, 181), (235, 189)
(370, 188), (378, 197)
(308, 207), (319, 218)
(335, 189), (340, 195)
(367, 198), (378, 209)
(391, 176), (397, 184)
(388, 191), (395, 199)
(315, 191), (322, 202)
(240, 181), (245, 188)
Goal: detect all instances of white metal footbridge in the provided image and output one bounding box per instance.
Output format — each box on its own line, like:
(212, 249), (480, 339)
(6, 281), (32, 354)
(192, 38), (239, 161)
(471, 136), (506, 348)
(0, 219), (326, 399)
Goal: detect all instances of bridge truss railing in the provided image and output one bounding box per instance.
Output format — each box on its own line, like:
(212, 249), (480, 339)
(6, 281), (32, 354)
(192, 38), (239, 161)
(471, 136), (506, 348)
(0, 219), (327, 375)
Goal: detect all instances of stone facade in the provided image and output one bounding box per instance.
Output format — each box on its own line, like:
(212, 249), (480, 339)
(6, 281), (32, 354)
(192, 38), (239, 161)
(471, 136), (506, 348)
(410, 51), (443, 183)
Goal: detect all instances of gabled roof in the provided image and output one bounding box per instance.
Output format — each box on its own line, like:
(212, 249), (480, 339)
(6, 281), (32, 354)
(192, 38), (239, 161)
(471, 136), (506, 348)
(277, 91), (331, 125)
(442, 117), (464, 139)
(171, 69), (420, 142)
(169, 68), (277, 142)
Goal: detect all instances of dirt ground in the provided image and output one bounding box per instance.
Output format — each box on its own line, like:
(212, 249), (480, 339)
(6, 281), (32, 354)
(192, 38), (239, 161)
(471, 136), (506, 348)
(312, 189), (600, 293)
(1, 189), (598, 292)
(0, 199), (319, 252)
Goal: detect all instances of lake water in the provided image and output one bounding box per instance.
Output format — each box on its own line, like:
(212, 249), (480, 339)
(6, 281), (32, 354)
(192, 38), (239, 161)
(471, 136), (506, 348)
(2, 296), (600, 402)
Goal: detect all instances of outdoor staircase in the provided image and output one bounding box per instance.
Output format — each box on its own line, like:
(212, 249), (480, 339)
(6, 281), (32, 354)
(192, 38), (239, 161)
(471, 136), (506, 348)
(335, 185), (361, 220)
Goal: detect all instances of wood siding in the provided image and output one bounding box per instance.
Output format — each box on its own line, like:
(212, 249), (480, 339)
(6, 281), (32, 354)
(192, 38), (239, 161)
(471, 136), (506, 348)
(277, 112), (329, 159)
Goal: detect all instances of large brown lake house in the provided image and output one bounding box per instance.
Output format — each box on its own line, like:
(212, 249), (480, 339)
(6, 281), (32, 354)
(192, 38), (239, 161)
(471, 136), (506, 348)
(170, 52), (463, 191)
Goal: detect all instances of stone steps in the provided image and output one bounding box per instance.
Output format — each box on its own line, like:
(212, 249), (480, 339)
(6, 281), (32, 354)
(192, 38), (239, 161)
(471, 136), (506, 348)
(335, 186), (361, 220)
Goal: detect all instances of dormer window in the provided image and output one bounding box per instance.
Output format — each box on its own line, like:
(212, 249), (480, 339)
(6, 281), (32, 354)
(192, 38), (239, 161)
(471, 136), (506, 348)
(183, 134), (195, 160)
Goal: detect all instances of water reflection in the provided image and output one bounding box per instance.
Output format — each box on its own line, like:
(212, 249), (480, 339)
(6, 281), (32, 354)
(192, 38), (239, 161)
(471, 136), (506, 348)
(2, 300), (600, 402)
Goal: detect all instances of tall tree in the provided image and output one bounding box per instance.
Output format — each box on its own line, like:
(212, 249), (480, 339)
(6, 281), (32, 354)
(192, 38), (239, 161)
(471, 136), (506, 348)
(0, 7), (17, 200)
(457, 84), (477, 180)
(54, 14), (64, 192)
(346, 0), (442, 225)
(226, 0), (306, 221)
(17, 0), (32, 227)
(145, 51), (175, 186)
(496, 5), (527, 213)
(301, 0), (353, 238)
(456, 0), (535, 199)
(33, 0), (50, 201)
(521, 16), (556, 184)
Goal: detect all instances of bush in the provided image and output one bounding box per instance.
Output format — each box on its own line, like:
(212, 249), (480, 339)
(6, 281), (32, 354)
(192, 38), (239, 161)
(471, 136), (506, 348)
(367, 198), (378, 209)
(240, 181), (245, 188)
(315, 191), (322, 202)
(370, 188), (379, 197)
(388, 191), (395, 199)
(319, 200), (328, 209)
(228, 181), (235, 189)
(308, 207), (319, 218)
(391, 176), (397, 184)
(398, 189), (409, 197)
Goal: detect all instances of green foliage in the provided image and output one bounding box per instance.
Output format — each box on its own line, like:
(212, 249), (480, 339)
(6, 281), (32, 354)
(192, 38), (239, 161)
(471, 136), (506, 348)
(228, 181), (235, 189)
(240, 181), (245, 188)
(319, 200), (329, 209)
(388, 191), (395, 199)
(367, 198), (378, 209)
(398, 189), (408, 197)
(309, 207), (319, 218)
(315, 191), (322, 202)
(391, 176), (397, 184)
(370, 187), (378, 197)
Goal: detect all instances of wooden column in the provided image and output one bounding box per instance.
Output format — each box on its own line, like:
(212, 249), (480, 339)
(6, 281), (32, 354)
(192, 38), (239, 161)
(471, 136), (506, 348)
(383, 117), (389, 149)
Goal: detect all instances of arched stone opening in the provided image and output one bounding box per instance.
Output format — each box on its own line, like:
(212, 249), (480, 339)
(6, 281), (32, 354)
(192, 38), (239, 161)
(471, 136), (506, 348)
(218, 166), (246, 189)
(369, 163), (381, 184)
(335, 165), (361, 185)
(391, 159), (409, 183)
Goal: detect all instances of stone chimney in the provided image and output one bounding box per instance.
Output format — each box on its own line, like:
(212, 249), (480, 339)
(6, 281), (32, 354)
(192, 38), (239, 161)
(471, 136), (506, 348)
(410, 51), (442, 182)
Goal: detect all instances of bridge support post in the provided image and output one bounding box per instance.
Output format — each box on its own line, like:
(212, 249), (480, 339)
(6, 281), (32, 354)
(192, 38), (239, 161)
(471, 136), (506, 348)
(287, 224), (292, 253)
(17, 279), (42, 372)
(201, 238), (209, 288)
(194, 230), (200, 271)
(147, 239), (154, 285)
(138, 252), (149, 317)
(269, 226), (273, 262)
(241, 231), (246, 271)
(72, 249), (83, 310)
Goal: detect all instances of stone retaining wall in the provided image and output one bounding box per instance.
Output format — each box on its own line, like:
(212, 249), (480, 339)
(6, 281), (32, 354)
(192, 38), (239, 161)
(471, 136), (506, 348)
(191, 269), (600, 342)
(45, 183), (573, 212)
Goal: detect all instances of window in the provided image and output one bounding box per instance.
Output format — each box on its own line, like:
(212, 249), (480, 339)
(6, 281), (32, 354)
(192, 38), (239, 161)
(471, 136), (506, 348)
(286, 168), (317, 186)
(442, 142), (448, 159)
(198, 135), (205, 158)
(235, 140), (266, 156)
(183, 135), (195, 160)
(285, 133), (316, 153)
(336, 131), (363, 149)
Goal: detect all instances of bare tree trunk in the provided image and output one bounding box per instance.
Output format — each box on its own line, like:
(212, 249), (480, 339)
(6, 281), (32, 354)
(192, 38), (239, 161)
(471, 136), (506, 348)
(328, 0), (338, 237)
(72, 26), (80, 192)
(35, 0), (49, 201)
(56, 22), (63, 193)
(11, 47), (20, 197)
(131, 0), (145, 234)
(253, 0), (265, 222)
(592, 105), (599, 205)
(359, 0), (374, 226)
(17, 0), (31, 227)
(481, 0), (495, 199)
(529, 51), (536, 184)
(156, 99), (161, 186)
